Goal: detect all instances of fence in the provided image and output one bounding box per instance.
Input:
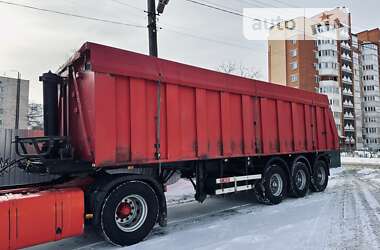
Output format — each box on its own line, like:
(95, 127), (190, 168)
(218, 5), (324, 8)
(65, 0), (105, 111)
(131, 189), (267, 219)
(0, 129), (56, 187)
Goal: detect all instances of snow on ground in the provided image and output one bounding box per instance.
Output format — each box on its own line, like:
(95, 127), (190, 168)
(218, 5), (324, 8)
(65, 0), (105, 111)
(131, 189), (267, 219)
(28, 160), (380, 250)
(341, 156), (380, 166)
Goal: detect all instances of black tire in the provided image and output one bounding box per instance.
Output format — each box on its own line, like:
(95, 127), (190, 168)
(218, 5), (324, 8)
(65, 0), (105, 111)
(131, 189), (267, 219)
(99, 181), (159, 246)
(289, 161), (310, 198)
(259, 164), (288, 205)
(310, 160), (329, 192)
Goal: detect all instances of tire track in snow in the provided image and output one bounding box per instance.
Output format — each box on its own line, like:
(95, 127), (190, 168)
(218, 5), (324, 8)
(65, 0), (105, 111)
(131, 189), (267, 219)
(355, 178), (380, 223)
(352, 178), (380, 249)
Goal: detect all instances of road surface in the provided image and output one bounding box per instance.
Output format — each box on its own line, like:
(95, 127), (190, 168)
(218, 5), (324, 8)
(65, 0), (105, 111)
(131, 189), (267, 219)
(28, 163), (380, 250)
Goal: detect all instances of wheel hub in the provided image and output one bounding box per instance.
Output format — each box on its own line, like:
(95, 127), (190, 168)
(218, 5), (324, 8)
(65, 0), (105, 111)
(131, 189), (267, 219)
(295, 169), (306, 190)
(114, 194), (148, 233)
(117, 203), (132, 218)
(270, 173), (283, 196)
(316, 166), (326, 185)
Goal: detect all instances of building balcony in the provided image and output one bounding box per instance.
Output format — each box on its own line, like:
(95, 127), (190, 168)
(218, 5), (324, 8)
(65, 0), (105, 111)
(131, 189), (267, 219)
(345, 137), (355, 144)
(344, 112), (354, 120)
(341, 53), (352, 61)
(342, 76), (353, 84)
(318, 68), (339, 76)
(317, 43), (337, 51)
(341, 42), (351, 50)
(343, 88), (353, 96)
(341, 65), (352, 73)
(343, 100), (354, 107)
(344, 124), (355, 131)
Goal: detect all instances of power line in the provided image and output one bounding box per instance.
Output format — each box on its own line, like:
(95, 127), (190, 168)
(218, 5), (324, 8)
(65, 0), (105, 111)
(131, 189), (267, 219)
(0, 0), (146, 28)
(160, 25), (263, 53)
(109, 0), (146, 12)
(182, 0), (273, 25)
(267, 0), (298, 8)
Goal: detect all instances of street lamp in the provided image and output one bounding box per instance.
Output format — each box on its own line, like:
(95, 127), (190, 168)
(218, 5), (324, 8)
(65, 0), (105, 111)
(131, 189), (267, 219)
(157, 0), (169, 14)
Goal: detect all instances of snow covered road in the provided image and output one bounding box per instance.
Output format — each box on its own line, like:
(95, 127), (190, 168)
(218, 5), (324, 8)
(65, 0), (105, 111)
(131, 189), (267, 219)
(28, 164), (380, 250)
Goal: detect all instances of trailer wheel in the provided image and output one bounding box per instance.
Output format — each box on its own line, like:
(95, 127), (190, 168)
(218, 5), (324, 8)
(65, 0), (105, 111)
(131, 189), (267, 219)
(310, 160), (329, 192)
(100, 181), (159, 246)
(289, 161), (310, 198)
(259, 164), (288, 205)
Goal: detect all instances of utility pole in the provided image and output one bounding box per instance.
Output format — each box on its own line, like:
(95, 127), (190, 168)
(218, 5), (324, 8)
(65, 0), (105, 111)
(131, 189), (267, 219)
(147, 0), (170, 57)
(147, 0), (158, 57)
(15, 72), (21, 130)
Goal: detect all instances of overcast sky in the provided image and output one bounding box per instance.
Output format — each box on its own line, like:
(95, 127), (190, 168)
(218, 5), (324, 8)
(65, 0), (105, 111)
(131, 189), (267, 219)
(1, 0), (379, 103)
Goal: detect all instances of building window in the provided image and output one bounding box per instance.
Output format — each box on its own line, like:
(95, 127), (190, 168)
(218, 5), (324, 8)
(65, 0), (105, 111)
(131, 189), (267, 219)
(291, 40), (297, 45)
(315, 75), (320, 84)
(290, 49), (297, 57)
(290, 61), (298, 70)
(0, 108), (3, 115)
(290, 74), (298, 82)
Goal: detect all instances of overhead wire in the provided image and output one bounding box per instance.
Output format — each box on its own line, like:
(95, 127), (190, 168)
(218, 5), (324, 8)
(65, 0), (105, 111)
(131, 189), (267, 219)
(0, 0), (146, 28)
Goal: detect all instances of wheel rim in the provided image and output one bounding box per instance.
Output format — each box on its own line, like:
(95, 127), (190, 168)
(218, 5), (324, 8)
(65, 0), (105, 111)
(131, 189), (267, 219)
(316, 166), (326, 186)
(114, 194), (148, 232)
(269, 173), (283, 197)
(295, 169), (307, 190)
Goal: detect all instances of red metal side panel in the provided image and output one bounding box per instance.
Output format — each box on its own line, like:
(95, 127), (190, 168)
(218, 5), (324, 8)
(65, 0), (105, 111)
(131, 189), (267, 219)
(292, 103), (306, 152)
(221, 92), (232, 156)
(70, 72), (95, 162)
(310, 105), (318, 150)
(316, 107), (327, 150)
(242, 95), (254, 155)
(0, 196), (10, 250)
(196, 89), (208, 157)
(64, 43), (341, 167)
(145, 81), (160, 161)
(94, 73), (117, 165)
(304, 105), (313, 151)
(260, 98), (279, 154)
(253, 97), (262, 154)
(159, 84), (168, 160)
(166, 84), (181, 159)
(115, 76), (131, 162)
(328, 109), (339, 149)
(11, 194), (57, 249)
(324, 108), (334, 150)
(277, 101), (293, 153)
(179, 86), (197, 158)
(130, 78), (149, 162)
(0, 189), (84, 250)
(230, 94), (244, 155)
(206, 90), (222, 157)
(56, 189), (84, 240)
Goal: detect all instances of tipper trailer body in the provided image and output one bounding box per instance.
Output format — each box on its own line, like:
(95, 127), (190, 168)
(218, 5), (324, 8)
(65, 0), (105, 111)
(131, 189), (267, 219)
(0, 42), (340, 249)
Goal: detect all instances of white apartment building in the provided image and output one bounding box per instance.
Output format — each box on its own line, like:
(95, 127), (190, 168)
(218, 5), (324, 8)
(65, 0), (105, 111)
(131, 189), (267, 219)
(361, 43), (380, 151)
(352, 35), (364, 150)
(0, 76), (29, 129)
(316, 39), (343, 136)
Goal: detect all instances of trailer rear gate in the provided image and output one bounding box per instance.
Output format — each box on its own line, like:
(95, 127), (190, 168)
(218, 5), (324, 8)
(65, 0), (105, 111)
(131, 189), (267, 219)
(67, 43), (338, 167)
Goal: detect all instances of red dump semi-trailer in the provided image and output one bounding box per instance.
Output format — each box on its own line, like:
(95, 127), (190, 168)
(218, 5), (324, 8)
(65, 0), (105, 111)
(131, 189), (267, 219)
(0, 42), (340, 249)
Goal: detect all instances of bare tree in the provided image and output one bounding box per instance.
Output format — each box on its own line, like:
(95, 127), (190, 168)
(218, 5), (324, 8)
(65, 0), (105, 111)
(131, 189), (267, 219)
(217, 61), (260, 79)
(27, 103), (43, 130)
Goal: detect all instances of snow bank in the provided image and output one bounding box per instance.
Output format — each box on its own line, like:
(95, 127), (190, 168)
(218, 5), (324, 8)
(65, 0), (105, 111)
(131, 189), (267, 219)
(341, 156), (380, 166)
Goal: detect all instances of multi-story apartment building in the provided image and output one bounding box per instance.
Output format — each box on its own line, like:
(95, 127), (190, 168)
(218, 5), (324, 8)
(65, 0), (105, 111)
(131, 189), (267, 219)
(352, 34), (364, 150)
(357, 29), (380, 151)
(0, 76), (29, 129)
(268, 8), (359, 150)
